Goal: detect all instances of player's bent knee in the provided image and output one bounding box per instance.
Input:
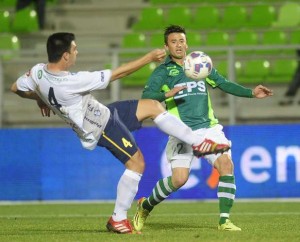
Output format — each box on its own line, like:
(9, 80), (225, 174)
(136, 99), (166, 121)
(145, 99), (165, 115)
(173, 176), (188, 188)
(172, 169), (189, 188)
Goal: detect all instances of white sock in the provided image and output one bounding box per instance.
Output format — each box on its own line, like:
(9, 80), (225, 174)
(153, 111), (204, 145)
(112, 169), (142, 221)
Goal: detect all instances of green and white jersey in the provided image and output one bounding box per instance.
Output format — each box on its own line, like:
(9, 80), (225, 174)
(142, 55), (252, 130)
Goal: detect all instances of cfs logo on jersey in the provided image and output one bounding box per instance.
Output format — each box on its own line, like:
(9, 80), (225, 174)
(160, 147), (219, 189)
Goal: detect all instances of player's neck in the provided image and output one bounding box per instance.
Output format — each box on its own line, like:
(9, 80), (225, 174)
(47, 62), (68, 73)
(174, 59), (184, 66)
(171, 56), (184, 66)
(46, 63), (69, 75)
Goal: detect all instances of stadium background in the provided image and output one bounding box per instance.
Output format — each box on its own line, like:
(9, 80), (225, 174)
(0, 0), (300, 201)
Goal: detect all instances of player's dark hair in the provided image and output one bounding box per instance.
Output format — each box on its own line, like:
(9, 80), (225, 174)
(47, 32), (75, 63)
(164, 25), (186, 44)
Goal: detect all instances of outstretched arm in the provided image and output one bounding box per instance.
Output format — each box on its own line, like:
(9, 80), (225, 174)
(218, 81), (273, 99)
(110, 49), (166, 81)
(209, 68), (273, 99)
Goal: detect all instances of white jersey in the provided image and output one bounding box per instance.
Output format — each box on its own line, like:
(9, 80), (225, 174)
(16, 63), (112, 150)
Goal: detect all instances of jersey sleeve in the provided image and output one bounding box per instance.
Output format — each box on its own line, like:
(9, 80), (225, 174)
(207, 68), (253, 98)
(206, 68), (228, 88)
(142, 67), (167, 102)
(70, 69), (111, 93)
(16, 66), (40, 91)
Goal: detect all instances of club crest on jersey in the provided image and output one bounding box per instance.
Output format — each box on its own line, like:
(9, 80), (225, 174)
(169, 69), (179, 76)
(38, 70), (43, 79)
(166, 66), (180, 77)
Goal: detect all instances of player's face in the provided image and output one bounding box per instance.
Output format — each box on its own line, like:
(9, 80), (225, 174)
(63, 41), (78, 68)
(68, 41), (78, 66)
(165, 33), (188, 64)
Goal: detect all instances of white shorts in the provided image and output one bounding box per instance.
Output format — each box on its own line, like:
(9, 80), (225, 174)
(166, 124), (232, 169)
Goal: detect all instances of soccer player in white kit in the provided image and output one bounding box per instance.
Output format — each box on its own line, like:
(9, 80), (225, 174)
(11, 32), (230, 234)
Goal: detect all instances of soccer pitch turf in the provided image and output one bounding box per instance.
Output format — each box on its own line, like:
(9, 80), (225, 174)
(0, 200), (299, 242)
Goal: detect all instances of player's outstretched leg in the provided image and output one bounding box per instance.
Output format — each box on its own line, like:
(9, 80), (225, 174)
(192, 138), (230, 157)
(136, 100), (231, 156)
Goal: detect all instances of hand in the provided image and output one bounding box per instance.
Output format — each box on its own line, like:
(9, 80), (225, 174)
(36, 98), (53, 117)
(110, 49), (167, 81)
(165, 85), (187, 98)
(252, 85), (273, 99)
(149, 49), (166, 62)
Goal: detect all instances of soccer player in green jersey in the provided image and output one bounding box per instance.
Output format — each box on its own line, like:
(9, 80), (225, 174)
(133, 25), (273, 232)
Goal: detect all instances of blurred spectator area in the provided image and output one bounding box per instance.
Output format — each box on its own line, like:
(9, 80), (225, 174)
(0, 0), (300, 127)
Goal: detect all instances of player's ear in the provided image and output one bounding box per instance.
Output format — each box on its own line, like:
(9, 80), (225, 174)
(62, 52), (69, 61)
(164, 44), (169, 52)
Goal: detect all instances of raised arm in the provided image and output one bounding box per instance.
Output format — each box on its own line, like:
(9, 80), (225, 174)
(110, 49), (166, 81)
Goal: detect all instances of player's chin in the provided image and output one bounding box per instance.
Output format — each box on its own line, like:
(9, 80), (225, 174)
(174, 53), (184, 60)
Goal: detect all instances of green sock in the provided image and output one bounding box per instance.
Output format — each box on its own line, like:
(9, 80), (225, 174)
(218, 175), (236, 225)
(142, 176), (178, 212)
